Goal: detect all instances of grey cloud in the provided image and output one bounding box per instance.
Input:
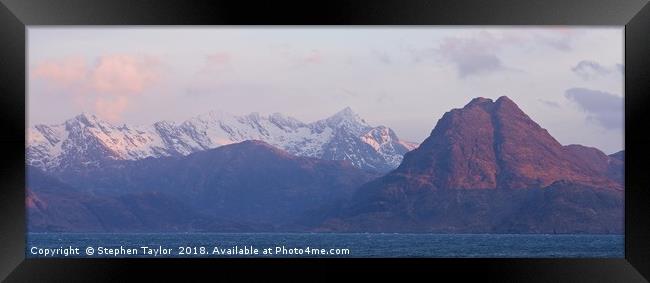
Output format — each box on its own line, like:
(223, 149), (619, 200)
(410, 30), (577, 79)
(437, 37), (507, 78)
(571, 60), (621, 80)
(565, 88), (623, 130)
(454, 53), (504, 78)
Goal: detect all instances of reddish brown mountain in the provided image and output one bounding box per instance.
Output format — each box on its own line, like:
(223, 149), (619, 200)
(320, 96), (623, 233)
(390, 96), (620, 190)
(564, 145), (624, 185)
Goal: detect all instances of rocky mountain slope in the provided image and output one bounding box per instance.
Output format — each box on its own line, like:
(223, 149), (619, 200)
(27, 166), (255, 232)
(29, 140), (377, 232)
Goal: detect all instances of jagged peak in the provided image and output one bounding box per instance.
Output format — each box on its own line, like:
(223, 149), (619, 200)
(75, 112), (97, 121)
(185, 109), (233, 124)
(460, 96), (522, 114)
(245, 112), (262, 120)
(495, 95), (514, 104)
(494, 95), (521, 110)
(325, 107), (369, 127)
(269, 112), (306, 127)
(466, 97), (494, 107)
(270, 112), (287, 119)
(463, 96), (516, 106)
(338, 106), (355, 116)
(269, 112), (300, 122)
(65, 112), (105, 128)
(153, 120), (178, 128)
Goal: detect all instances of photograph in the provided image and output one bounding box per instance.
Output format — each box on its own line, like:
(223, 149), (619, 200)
(25, 26), (625, 258)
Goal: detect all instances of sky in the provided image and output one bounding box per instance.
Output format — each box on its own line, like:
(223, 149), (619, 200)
(28, 27), (624, 154)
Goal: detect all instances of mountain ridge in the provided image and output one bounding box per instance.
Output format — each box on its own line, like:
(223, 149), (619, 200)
(27, 108), (418, 173)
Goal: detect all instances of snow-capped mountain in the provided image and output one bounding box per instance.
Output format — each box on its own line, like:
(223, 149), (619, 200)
(27, 108), (418, 173)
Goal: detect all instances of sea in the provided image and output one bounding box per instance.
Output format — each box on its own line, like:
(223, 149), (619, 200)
(26, 233), (624, 258)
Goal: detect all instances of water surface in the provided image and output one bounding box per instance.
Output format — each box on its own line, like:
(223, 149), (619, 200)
(27, 233), (623, 258)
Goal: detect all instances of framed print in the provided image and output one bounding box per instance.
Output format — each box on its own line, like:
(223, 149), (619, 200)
(1, 0), (649, 281)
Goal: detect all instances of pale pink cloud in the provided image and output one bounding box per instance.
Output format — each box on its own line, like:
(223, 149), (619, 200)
(32, 56), (87, 87)
(95, 96), (129, 123)
(31, 54), (162, 122)
(90, 55), (160, 95)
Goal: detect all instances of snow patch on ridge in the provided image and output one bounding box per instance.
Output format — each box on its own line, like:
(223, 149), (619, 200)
(27, 108), (418, 172)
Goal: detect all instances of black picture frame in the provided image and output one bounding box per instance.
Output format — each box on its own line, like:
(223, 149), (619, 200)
(1, 0), (649, 281)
